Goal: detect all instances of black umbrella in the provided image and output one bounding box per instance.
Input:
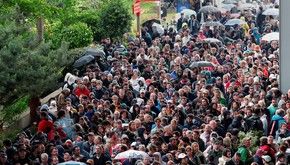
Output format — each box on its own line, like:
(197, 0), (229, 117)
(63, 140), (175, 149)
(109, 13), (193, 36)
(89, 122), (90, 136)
(190, 61), (214, 68)
(84, 48), (105, 58)
(73, 55), (95, 68)
(142, 19), (161, 28)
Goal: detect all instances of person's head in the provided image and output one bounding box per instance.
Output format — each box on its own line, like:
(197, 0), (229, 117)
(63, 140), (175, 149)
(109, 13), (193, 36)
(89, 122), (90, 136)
(40, 153), (48, 163)
(63, 152), (71, 162)
(243, 137), (251, 148)
(234, 152), (241, 162)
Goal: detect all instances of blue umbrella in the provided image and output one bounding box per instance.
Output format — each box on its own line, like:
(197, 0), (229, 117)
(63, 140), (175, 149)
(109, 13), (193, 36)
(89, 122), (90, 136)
(225, 19), (247, 26)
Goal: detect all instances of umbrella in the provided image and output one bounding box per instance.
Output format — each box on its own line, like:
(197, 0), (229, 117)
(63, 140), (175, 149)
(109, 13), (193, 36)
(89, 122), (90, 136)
(238, 3), (256, 10)
(220, 4), (236, 11)
(73, 55), (95, 68)
(202, 21), (224, 27)
(225, 19), (247, 26)
(58, 161), (86, 165)
(199, 6), (221, 13)
(203, 38), (222, 43)
(152, 22), (164, 35)
(181, 9), (197, 17)
(115, 150), (149, 159)
(176, 9), (197, 20)
(84, 48), (105, 58)
(190, 61), (214, 68)
(142, 19), (161, 28)
(261, 32), (279, 42)
(222, 0), (238, 4)
(262, 8), (279, 16)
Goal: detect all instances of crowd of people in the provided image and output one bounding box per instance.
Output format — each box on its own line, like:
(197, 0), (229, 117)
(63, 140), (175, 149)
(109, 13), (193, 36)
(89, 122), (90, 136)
(1, 0), (288, 165)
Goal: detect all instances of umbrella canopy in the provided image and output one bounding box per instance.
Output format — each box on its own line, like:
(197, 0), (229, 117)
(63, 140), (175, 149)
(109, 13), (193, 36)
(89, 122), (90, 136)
(190, 61), (214, 68)
(142, 19), (161, 28)
(115, 150), (149, 160)
(203, 38), (222, 43)
(219, 4), (236, 11)
(152, 22), (164, 35)
(238, 3), (256, 10)
(84, 48), (105, 58)
(181, 9), (197, 17)
(199, 6), (221, 13)
(225, 19), (247, 26)
(261, 32), (279, 42)
(73, 55), (95, 68)
(262, 8), (279, 16)
(58, 161), (86, 165)
(202, 21), (224, 27)
(176, 9), (197, 20)
(222, 0), (238, 4)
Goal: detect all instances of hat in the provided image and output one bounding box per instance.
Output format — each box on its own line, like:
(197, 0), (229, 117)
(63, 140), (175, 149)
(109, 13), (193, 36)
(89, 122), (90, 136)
(88, 132), (95, 136)
(121, 134), (129, 139)
(178, 153), (187, 159)
(262, 155), (271, 162)
(140, 89), (146, 94)
(105, 161), (112, 165)
(268, 54), (275, 59)
(40, 104), (49, 112)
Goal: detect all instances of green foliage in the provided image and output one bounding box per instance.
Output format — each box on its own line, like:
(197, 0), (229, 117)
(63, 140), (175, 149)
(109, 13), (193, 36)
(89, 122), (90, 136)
(0, 8), (73, 105)
(0, 96), (29, 126)
(96, 0), (132, 40)
(61, 22), (93, 49)
(238, 130), (263, 153)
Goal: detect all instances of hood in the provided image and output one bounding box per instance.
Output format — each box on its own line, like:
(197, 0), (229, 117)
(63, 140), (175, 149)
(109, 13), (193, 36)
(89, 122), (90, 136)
(272, 114), (284, 121)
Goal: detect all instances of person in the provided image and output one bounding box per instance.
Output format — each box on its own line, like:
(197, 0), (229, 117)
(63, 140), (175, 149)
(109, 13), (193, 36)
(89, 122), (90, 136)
(177, 13), (188, 32)
(188, 14), (199, 35)
(225, 152), (244, 165)
(237, 137), (252, 164)
(93, 145), (111, 165)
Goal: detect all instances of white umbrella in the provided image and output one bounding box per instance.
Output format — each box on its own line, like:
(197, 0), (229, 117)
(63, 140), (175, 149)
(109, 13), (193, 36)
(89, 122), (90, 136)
(199, 6), (221, 13)
(261, 32), (279, 42)
(58, 161), (86, 165)
(263, 8), (279, 16)
(203, 38), (222, 43)
(115, 150), (149, 159)
(202, 21), (224, 27)
(190, 61), (214, 68)
(181, 9), (197, 17)
(225, 19), (247, 26)
(152, 23), (164, 35)
(219, 4), (236, 11)
(238, 3), (256, 10)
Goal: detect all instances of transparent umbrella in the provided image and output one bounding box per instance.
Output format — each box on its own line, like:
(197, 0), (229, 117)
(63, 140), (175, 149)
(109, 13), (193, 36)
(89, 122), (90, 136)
(225, 19), (247, 26)
(152, 23), (164, 35)
(199, 6), (221, 14)
(190, 61), (214, 68)
(203, 38), (222, 43)
(261, 32), (279, 42)
(115, 150), (149, 160)
(263, 8), (279, 16)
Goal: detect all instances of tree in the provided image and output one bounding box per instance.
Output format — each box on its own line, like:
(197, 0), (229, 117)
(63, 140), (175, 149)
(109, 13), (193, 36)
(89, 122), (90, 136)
(0, 7), (77, 122)
(96, 0), (132, 40)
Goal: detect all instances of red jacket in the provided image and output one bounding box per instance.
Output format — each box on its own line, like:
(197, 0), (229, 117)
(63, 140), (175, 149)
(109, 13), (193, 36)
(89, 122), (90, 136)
(74, 87), (90, 98)
(38, 119), (55, 141)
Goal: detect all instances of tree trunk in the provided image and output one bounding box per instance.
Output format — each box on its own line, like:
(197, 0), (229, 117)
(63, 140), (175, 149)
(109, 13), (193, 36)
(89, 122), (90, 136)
(29, 97), (41, 123)
(36, 17), (45, 43)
